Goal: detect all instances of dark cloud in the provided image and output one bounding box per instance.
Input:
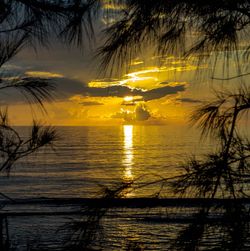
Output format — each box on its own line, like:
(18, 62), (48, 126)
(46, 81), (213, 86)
(56, 77), (186, 101)
(177, 98), (202, 103)
(135, 104), (151, 121)
(55, 77), (86, 97)
(80, 101), (104, 106)
(142, 85), (185, 101)
(0, 74), (186, 105)
(80, 84), (185, 101)
(0, 77), (87, 104)
(82, 85), (133, 97)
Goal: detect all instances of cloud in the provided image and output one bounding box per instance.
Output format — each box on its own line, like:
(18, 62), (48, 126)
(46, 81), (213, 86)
(142, 85), (185, 101)
(0, 76), (87, 105)
(177, 98), (202, 103)
(25, 71), (64, 78)
(112, 103), (151, 122)
(79, 84), (186, 101)
(135, 104), (151, 121)
(55, 78), (86, 96)
(80, 101), (104, 106)
(102, 2), (126, 10)
(68, 81), (186, 101)
(57, 79), (186, 103)
(0, 69), (186, 106)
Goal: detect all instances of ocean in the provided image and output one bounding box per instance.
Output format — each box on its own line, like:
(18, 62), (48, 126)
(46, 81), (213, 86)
(0, 125), (214, 199)
(1, 125), (249, 250)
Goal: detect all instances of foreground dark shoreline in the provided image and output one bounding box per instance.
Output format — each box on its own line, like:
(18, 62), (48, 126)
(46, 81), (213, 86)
(1, 197), (250, 250)
(2, 197), (250, 208)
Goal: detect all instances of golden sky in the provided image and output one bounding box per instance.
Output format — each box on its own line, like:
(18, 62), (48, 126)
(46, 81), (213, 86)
(1, 4), (249, 126)
(2, 53), (205, 125)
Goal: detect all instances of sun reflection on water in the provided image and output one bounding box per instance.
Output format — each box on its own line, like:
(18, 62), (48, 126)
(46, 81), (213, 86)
(123, 125), (134, 182)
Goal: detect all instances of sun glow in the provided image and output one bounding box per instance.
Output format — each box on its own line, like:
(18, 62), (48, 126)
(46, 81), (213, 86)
(124, 96), (134, 102)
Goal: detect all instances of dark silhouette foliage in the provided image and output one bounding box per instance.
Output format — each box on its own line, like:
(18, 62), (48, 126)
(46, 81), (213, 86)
(0, 0), (100, 47)
(0, 0), (104, 174)
(98, 0), (250, 72)
(0, 1), (249, 250)
(0, 109), (57, 174)
(172, 85), (250, 199)
(0, 1), (104, 249)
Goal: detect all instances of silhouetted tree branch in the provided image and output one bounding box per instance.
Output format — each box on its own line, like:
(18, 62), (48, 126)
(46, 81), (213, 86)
(212, 72), (250, 80)
(0, 0), (101, 47)
(0, 109), (57, 174)
(171, 86), (250, 199)
(0, 0), (105, 176)
(98, 0), (250, 71)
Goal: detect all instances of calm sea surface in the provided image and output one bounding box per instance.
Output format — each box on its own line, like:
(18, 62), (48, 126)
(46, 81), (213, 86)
(1, 125), (250, 250)
(0, 125), (215, 198)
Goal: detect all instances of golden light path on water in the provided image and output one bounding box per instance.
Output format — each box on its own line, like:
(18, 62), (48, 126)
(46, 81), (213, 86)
(122, 125), (134, 182)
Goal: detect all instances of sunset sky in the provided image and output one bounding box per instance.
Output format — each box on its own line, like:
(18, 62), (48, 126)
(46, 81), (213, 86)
(1, 2), (248, 126)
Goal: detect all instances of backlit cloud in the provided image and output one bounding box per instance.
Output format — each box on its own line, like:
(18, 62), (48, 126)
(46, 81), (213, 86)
(71, 83), (186, 101)
(112, 103), (151, 122)
(25, 71), (64, 78)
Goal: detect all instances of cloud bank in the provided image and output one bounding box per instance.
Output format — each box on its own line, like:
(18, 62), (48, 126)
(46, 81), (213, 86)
(112, 103), (151, 122)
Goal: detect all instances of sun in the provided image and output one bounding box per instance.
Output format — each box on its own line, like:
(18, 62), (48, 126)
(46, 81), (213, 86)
(124, 96), (134, 102)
